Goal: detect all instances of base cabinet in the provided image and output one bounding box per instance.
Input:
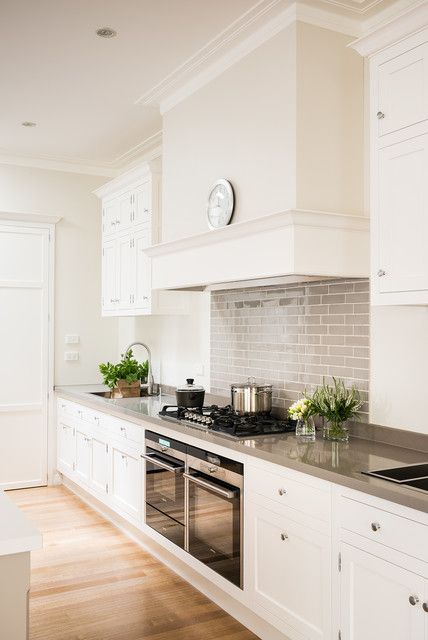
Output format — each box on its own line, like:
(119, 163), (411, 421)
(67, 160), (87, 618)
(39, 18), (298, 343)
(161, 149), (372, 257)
(57, 420), (75, 474)
(90, 434), (109, 496)
(247, 499), (331, 640)
(340, 543), (427, 640)
(109, 444), (141, 522)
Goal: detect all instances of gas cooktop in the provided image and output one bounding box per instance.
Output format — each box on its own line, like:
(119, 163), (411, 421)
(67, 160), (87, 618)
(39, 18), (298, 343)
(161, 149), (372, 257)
(158, 404), (295, 439)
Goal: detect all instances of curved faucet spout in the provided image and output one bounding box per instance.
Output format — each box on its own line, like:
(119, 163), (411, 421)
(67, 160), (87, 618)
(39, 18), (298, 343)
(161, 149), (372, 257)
(125, 342), (154, 394)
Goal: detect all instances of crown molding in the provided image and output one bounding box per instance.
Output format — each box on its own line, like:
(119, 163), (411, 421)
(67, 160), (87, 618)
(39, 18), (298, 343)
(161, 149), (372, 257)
(160, 3), (299, 114)
(93, 157), (162, 200)
(297, 1), (361, 34)
(351, 0), (428, 55)
(0, 131), (163, 177)
(137, 0), (290, 109)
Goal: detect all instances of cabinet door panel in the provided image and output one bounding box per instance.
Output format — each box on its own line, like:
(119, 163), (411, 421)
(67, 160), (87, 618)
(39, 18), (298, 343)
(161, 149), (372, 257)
(133, 182), (151, 225)
(378, 42), (428, 138)
(57, 422), (75, 473)
(90, 435), (109, 495)
(111, 446), (141, 521)
(75, 429), (91, 484)
(102, 239), (117, 311)
(102, 199), (119, 235)
(247, 501), (330, 640)
(376, 135), (428, 295)
(117, 234), (132, 309)
(134, 227), (151, 311)
(340, 543), (425, 640)
(116, 192), (133, 232)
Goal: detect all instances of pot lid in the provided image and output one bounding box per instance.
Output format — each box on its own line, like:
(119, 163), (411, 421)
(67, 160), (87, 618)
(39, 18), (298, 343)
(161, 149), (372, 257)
(176, 378), (205, 392)
(231, 377), (272, 390)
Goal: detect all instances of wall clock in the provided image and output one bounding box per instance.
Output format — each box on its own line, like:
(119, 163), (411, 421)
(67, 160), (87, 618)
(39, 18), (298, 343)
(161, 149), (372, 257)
(207, 179), (235, 229)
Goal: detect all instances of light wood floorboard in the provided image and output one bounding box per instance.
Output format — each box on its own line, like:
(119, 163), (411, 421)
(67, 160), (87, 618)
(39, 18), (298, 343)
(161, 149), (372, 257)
(8, 486), (258, 640)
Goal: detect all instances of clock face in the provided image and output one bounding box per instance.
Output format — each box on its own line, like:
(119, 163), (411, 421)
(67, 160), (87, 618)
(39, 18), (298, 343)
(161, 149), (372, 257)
(207, 179), (234, 229)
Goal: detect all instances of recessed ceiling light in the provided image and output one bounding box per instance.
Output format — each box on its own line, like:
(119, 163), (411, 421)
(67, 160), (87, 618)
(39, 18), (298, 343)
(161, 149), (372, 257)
(96, 27), (117, 38)
(21, 121), (37, 127)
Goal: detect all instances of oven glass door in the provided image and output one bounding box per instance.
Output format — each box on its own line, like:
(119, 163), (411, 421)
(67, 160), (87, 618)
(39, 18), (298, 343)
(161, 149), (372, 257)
(186, 471), (241, 588)
(145, 447), (185, 525)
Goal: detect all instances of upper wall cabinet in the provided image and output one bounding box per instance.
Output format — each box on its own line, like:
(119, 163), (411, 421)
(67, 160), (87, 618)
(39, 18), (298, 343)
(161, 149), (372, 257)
(370, 29), (428, 305)
(95, 161), (187, 317)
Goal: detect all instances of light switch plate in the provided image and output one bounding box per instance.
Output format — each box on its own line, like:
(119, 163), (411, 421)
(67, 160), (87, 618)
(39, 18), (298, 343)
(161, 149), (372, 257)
(65, 335), (79, 344)
(64, 351), (79, 361)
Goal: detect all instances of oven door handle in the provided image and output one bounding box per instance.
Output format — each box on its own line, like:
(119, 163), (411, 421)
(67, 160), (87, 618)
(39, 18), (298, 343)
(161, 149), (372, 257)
(141, 453), (184, 473)
(184, 472), (238, 499)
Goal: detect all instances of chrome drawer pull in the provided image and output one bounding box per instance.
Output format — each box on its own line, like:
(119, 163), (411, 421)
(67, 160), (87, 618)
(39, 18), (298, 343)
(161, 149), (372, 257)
(371, 522), (381, 532)
(280, 532), (288, 541)
(184, 473), (237, 499)
(141, 453), (184, 473)
(278, 488), (287, 496)
(422, 602), (428, 613)
(409, 595), (419, 606)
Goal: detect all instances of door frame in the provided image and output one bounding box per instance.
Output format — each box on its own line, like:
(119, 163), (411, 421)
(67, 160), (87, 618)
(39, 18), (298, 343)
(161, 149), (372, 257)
(0, 212), (60, 487)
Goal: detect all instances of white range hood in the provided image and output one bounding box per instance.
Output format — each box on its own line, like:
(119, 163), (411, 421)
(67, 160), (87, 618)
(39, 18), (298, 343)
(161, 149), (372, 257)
(145, 209), (369, 291)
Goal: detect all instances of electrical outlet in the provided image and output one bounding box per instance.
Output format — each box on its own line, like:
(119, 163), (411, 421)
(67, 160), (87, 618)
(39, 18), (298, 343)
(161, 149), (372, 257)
(65, 335), (79, 344)
(64, 351), (79, 361)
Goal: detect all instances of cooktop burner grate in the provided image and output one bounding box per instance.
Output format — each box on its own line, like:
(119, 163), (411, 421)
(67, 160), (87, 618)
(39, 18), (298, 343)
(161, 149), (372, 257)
(158, 404), (295, 438)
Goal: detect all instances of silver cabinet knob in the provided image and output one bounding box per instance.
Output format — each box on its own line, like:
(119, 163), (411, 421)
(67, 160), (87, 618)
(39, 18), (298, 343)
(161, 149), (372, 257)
(371, 522), (381, 532)
(409, 595), (419, 606)
(377, 111), (385, 119)
(377, 269), (386, 277)
(423, 602), (428, 613)
(280, 532), (288, 541)
(278, 488), (287, 496)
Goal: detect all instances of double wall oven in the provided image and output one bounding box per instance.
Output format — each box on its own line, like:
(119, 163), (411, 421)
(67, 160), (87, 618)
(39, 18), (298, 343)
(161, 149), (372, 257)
(143, 431), (243, 588)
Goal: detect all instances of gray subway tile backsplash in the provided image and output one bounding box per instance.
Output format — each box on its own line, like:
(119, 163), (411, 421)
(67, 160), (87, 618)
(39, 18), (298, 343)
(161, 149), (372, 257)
(210, 278), (370, 421)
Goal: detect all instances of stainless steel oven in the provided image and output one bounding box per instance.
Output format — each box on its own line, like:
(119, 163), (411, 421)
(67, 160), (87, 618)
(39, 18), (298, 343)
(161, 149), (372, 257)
(184, 446), (243, 588)
(142, 431), (186, 549)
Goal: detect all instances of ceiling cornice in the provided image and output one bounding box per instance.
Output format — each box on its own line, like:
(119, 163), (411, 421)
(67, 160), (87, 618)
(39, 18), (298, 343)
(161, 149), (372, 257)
(0, 131), (163, 177)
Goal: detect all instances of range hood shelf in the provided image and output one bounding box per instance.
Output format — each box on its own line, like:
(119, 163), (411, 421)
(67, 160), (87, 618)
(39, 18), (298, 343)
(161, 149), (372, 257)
(145, 209), (369, 291)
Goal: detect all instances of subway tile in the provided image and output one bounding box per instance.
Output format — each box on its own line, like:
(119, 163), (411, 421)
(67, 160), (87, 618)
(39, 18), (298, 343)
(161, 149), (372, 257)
(321, 293), (346, 304)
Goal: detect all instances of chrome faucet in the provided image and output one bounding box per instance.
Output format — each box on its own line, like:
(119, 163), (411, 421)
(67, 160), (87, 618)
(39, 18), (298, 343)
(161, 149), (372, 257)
(125, 341), (156, 395)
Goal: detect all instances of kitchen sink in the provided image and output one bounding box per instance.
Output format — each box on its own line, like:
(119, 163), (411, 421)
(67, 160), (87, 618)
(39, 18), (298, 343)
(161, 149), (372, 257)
(90, 387), (159, 399)
(362, 463), (428, 493)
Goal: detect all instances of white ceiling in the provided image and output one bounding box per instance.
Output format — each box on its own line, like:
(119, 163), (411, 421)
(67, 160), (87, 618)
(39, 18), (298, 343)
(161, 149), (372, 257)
(0, 0), (415, 174)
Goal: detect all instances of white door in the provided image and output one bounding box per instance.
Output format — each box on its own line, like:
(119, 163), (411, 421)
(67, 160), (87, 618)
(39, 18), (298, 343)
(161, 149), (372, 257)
(375, 134), (428, 295)
(90, 434), (109, 496)
(133, 182), (151, 225)
(110, 444), (141, 521)
(133, 226), (151, 311)
(102, 239), (117, 311)
(75, 428), (91, 484)
(340, 543), (425, 640)
(377, 42), (428, 139)
(57, 421), (75, 474)
(247, 500), (331, 640)
(0, 224), (50, 489)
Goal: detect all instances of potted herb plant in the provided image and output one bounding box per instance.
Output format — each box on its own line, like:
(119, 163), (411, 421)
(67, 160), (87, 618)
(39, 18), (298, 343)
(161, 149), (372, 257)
(99, 350), (148, 398)
(311, 377), (362, 442)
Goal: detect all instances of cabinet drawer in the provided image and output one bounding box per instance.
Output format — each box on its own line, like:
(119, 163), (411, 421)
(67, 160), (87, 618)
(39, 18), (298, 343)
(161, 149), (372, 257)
(109, 417), (143, 445)
(57, 398), (81, 420)
(339, 496), (428, 563)
(246, 465), (330, 522)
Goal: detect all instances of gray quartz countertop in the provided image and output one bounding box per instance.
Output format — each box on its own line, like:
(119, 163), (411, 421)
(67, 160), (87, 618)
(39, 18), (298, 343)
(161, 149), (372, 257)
(56, 384), (428, 514)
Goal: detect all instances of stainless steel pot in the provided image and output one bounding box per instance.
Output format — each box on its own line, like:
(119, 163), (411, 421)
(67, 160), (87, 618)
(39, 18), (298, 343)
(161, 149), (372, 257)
(175, 378), (205, 409)
(231, 377), (273, 415)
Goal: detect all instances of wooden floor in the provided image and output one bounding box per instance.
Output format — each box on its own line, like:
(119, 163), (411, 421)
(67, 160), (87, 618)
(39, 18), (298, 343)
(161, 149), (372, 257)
(8, 486), (258, 640)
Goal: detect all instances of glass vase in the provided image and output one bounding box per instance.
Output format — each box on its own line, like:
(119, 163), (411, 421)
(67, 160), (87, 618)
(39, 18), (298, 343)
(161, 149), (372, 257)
(323, 420), (349, 442)
(295, 416), (316, 440)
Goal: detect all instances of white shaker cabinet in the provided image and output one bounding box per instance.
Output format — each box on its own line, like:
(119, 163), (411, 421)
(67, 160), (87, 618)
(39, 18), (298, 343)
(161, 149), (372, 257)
(376, 41), (428, 141)
(90, 433), (109, 496)
(57, 420), (75, 474)
(95, 160), (189, 317)
(370, 29), (428, 305)
(110, 443), (141, 522)
(75, 427), (91, 484)
(340, 543), (426, 640)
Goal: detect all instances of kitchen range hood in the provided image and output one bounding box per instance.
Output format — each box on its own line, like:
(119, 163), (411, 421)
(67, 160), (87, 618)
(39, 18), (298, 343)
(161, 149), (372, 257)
(144, 209), (369, 291)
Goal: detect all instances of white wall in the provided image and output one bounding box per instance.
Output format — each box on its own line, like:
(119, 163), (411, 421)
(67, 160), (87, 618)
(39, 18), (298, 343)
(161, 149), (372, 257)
(162, 24), (297, 242)
(0, 164), (117, 385)
(117, 292), (211, 390)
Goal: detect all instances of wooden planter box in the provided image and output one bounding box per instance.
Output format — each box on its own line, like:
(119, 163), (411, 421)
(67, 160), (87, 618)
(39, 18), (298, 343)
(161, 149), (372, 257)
(112, 380), (140, 398)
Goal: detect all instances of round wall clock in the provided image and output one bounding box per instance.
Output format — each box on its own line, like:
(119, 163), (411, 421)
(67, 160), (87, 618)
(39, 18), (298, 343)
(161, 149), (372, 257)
(207, 179), (235, 229)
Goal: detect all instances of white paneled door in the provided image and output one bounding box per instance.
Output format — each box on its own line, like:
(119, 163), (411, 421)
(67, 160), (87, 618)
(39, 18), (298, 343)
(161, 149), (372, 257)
(0, 224), (51, 489)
